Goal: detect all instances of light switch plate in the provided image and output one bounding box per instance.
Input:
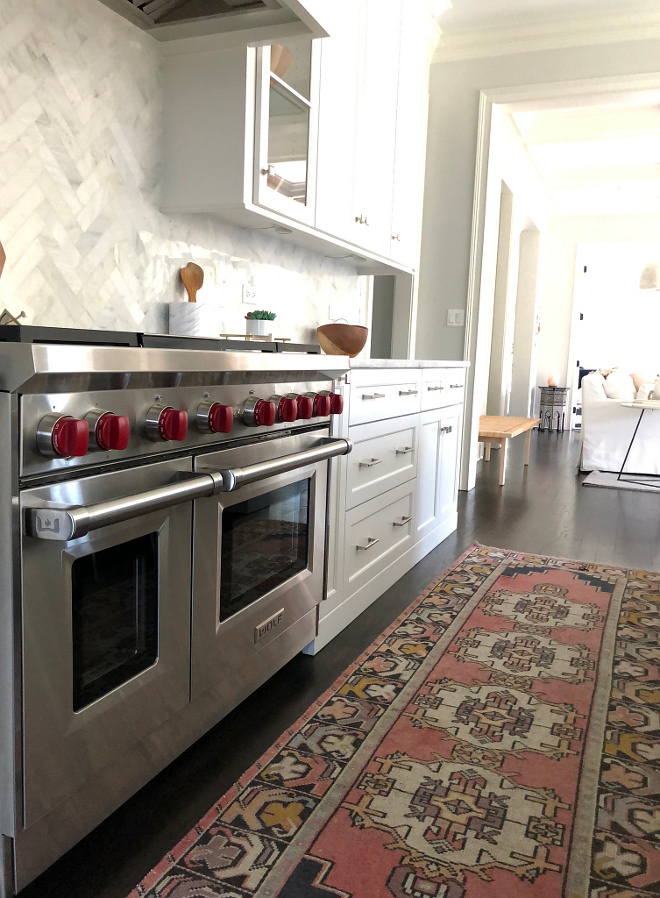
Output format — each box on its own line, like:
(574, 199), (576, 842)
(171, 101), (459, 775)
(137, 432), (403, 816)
(447, 309), (465, 326)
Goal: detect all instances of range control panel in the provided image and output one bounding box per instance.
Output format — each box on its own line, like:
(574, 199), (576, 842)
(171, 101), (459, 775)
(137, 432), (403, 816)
(21, 382), (344, 477)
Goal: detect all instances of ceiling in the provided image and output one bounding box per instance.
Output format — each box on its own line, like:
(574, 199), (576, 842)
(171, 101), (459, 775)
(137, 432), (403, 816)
(436, 0), (660, 217)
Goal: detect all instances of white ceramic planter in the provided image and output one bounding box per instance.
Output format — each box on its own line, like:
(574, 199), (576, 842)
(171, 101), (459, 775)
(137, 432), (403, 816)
(246, 318), (270, 336)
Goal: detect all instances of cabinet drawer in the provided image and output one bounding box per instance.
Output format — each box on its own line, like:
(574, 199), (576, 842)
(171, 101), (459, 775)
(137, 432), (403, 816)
(349, 379), (421, 425)
(421, 368), (466, 410)
(344, 483), (415, 593)
(346, 416), (417, 509)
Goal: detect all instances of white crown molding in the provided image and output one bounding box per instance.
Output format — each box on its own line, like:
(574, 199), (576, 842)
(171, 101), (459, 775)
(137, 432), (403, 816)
(434, 8), (660, 62)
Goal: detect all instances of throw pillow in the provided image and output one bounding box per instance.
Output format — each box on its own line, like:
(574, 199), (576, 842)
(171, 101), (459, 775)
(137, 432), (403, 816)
(632, 371), (658, 391)
(603, 370), (635, 401)
(636, 383), (655, 400)
(652, 377), (660, 400)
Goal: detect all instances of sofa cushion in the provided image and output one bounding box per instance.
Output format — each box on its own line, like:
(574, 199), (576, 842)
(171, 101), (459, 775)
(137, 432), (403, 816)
(603, 370), (635, 401)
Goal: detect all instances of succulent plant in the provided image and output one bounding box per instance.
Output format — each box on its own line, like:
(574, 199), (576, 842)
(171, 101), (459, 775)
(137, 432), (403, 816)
(245, 310), (276, 320)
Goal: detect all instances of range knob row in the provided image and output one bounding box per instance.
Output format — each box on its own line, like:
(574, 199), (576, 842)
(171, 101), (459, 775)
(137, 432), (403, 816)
(36, 391), (344, 458)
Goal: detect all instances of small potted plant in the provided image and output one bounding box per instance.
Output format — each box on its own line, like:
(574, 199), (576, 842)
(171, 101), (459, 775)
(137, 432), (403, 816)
(245, 309), (276, 337)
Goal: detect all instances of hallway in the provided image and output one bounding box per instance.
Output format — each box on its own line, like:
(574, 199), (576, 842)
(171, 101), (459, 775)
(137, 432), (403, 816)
(19, 429), (660, 897)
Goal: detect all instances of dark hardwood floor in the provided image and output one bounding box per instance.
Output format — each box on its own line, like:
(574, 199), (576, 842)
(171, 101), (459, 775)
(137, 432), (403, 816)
(17, 429), (660, 897)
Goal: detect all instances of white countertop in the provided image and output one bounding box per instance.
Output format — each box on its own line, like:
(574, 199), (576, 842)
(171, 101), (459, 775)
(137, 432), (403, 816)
(350, 358), (470, 369)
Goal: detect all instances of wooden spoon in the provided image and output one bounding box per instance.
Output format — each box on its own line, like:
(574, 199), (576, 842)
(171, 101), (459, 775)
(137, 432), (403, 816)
(180, 262), (204, 303)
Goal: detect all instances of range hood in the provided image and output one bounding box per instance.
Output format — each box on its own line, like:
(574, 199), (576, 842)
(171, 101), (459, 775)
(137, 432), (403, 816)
(98, 0), (329, 42)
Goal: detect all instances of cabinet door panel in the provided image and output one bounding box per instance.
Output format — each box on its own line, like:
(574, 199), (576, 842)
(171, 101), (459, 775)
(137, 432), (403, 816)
(315, 0), (365, 245)
(352, 0), (401, 255)
(254, 39), (320, 225)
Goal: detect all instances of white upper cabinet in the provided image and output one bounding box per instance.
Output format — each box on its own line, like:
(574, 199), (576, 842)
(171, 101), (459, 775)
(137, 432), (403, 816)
(315, 0), (437, 268)
(161, 0), (436, 271)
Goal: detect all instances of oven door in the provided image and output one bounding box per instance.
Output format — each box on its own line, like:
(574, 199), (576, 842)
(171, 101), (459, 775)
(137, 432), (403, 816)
(191, 432), (329, 707)
(20, 459), (193, 827)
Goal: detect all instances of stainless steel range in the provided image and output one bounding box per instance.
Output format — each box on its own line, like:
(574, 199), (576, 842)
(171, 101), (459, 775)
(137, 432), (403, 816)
(0, 326), (350, 895)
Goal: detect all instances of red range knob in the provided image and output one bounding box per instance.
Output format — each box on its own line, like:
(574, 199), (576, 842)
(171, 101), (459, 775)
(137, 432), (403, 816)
(52, 416), (89, 458)
(208, 403), (234, 434)
(38, 414), (89, 458)
(254, 399), (276, 427)
(159, 407), (188, 441)
(146, 404), (188, 441)
(271, 395), (298, 423)
(95, 412), (130, 451)
(328, 392), (344, 414)
(312, 393), (331, 417)
(294, 395), (313, 420)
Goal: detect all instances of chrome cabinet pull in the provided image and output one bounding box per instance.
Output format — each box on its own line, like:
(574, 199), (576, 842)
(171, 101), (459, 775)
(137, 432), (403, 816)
(450, 383), (463, 389)
(398, 389), (418, 396)
(217, 438), (352, 491)
(427, 385), (444, 391)
(361, 392), (385, 400)
(356, 537), (379, 551)
(440, 425), (453, 434)
(393, 515), (412, 527)
(359, 457), (383, 468)
(396, 446), (414, 455)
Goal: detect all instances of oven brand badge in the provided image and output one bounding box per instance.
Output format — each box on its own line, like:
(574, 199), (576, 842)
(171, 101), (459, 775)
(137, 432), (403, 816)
(255, 609), (285, 644)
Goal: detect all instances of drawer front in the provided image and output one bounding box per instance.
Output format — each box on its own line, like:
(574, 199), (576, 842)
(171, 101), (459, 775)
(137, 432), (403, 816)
(344, 483), (415, 591)
(346, 416), (418, 509)
(421, 368), (466, 411)
(349, 379), (421, 426)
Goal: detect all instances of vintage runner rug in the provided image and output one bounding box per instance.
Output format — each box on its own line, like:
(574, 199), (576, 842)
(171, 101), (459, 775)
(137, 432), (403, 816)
(130, 544), (660, 898)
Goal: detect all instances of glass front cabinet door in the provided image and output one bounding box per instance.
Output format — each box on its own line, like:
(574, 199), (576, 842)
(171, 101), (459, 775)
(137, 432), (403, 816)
(254, 38), (320, 226)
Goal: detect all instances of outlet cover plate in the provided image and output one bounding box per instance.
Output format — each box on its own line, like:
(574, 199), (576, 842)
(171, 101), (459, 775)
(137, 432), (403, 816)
(242, 285), (257, 305)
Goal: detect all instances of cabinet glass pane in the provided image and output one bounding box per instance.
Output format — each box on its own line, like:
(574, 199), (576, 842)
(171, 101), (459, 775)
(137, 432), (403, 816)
(270, 40), (311, 99)
(266, 83), (310, 205)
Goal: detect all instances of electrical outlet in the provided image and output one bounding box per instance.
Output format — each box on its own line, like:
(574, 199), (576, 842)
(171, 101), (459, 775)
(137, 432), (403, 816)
(242, 285), (257, 305)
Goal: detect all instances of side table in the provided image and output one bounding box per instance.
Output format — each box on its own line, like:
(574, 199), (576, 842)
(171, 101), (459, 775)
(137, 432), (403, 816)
(538, 386), (569, 432)
(618, 400), (660, 489)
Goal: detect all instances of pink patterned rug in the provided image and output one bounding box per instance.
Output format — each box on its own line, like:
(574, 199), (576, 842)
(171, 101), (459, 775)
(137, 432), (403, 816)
(130, 544), (660, 897)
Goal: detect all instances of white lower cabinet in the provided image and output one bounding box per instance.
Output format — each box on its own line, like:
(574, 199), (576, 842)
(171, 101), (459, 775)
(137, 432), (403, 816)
(310, 363), (467, 654)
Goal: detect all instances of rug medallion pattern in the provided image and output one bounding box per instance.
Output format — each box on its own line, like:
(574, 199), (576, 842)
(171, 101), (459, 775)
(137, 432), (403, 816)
(130, 545), (660, 898)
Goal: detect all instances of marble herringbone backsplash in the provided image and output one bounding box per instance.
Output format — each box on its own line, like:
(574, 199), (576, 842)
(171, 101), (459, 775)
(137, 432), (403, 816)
(0, 0), (366, 343)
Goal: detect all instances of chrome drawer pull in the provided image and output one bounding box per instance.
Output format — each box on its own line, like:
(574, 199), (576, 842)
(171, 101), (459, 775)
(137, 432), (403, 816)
(450, 383), (463, 389)
(396, 446), (414, 455)
(393, 515), (412, 527)
(359, 457), (383, 468)
(356, 537), (380, 551)
(361, 392), (386, 400)
(427, 385), (444, 391)
(398, 389), (418, 396)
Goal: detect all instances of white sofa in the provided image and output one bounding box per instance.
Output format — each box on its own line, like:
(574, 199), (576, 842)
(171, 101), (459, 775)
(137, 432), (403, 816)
(580, 370), (660, 474)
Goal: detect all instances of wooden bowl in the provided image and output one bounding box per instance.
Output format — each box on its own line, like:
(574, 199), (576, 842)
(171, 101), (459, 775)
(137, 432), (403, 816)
(317, 324), (368, 358)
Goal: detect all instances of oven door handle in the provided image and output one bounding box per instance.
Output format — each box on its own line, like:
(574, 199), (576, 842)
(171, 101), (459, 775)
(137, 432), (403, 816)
(24, 472), (226, 541)
(216, 437), (353, 492)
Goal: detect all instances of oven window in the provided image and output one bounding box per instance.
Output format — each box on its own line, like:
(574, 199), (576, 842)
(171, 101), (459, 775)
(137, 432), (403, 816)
(71, 534), (158, 711)
(220, 480), (310, 622)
